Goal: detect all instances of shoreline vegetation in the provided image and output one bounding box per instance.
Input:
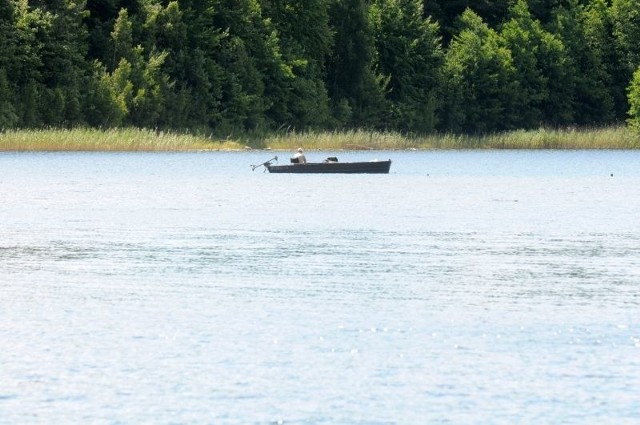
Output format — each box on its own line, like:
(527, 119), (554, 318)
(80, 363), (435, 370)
(0, 127), (639, 152)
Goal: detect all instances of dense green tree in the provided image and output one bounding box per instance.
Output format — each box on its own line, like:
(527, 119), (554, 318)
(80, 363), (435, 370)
(6, 1), (89, 127)
(83, 60), (123, 126)
(527, 0), (575, 22)
(110, 6), (135, 65)
(371, 0), (444, 132)
(327, 0), (388, 128)
(0, 0), (636, 133)
(0, 1), (16, 74)
(0, 2), (17, 128)
(145, 0), (226, 129)
(441, 9), (519, 133)
(628, 67), (640, 130)
(609, 0), (640, 123)
(610, 0), (640, 72)
(41, 0), (89, 125)
(261, 0), (333, 129)
(0, 68), (18, 129)
(423, 0), (511, 43)
(211, 0), (289, 131)
(99, 7), (172, 127)
(582, 0), (627, 120)
(11, 2), (46, 126)
(551, 1), (614, 125)
(500, 0), (570, 128)
(85, 0), (143, 65)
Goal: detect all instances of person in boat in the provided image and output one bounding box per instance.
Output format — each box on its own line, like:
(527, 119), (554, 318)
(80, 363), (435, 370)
(292, 147), (307, 164)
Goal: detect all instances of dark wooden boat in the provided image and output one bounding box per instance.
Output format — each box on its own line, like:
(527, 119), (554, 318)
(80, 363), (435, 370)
(252, 156), (391, 174)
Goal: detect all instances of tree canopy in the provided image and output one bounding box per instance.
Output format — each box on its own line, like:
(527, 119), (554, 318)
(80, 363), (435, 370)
(0, 0), (639, 134)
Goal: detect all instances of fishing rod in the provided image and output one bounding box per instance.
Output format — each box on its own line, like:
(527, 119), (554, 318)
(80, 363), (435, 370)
(251, 155), (278, 172)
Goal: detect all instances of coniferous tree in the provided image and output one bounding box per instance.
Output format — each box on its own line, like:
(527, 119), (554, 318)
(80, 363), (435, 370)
(327, 0), (388, 128)
(42, 0), (89, 125)
(582, 0), (626, 121)
(371, 0), (444, 132)
(214, 0), (267, 132)
(12, 2), (46, 126)
(423, 0), (510, 43)
(441, 9), (519, 133)
(150, 0), (226, 129)
(500, 0), (569, 128)
(261, 0), (333, 130)
(85, 0), (143, 65)
(552, 2), (614, 125)
(0, 0), (635, 133)
(0, 1), (17, 128)
(0, 0), (16, 75)
(100, 7), (171, 128)
(84, 60), (125, 126)
(610, 0), (640, 72)
(0, 69), (18, 129)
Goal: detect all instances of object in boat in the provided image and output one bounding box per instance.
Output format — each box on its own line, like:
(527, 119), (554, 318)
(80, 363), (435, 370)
(251, 156), (391, 174)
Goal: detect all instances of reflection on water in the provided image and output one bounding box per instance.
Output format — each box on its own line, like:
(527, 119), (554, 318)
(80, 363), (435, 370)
(1, 151), (639, 423)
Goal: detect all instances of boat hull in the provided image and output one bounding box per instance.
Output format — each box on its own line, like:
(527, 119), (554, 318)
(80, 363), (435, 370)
(266, 160), (391, 174)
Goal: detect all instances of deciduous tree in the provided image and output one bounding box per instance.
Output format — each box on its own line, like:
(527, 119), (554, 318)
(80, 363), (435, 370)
(500, 0), (569, 128)
(441, 9), (519, 133)
(551, 1), (614, 125)
(627, 67), (640, 130)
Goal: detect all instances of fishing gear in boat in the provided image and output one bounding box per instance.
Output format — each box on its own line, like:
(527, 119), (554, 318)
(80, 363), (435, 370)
(251, 156), (278, 172)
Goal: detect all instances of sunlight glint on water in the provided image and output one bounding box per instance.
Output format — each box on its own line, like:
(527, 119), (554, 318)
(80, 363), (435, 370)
(1, 151), (639, 423)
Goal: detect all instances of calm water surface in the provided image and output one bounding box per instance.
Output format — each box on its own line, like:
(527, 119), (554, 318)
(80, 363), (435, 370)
(1, 150), (639, 424)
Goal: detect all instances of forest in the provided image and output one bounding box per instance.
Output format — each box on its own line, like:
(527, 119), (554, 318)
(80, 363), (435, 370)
(1, 0), (640, 135)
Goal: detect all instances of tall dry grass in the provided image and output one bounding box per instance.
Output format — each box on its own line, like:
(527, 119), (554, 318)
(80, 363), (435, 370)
(263, 129), (415, 150)
(263, 126), (640, 150)
(0, 128), (244, 151)
(1, 126), (638, 151)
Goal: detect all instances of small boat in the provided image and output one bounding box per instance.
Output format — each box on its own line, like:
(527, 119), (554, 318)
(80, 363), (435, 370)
(251, 156), (391, 174)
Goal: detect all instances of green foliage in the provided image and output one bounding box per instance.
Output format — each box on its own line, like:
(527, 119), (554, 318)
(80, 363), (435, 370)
(111, 8), (135, 67)
(326, 0), (388, 128)
(423, 0), (509, 43)
(149, 0), (225, 129)
(0, 0), (638, 134)
(371, 0), (444, 132)
(260, 0), (333, 129)
(84, 60), (123, 127)
(628, 67), (640, 130)
(610, 0), (640, 71)
(442, 9), (519, 133)
(582, 0), (627, 118)
(500, 0), (569, 128)
(0, 1), (17, 75)
(102, 58), (134, 126)
(551, 1), (614, 125)
(0, 69), (18, 129)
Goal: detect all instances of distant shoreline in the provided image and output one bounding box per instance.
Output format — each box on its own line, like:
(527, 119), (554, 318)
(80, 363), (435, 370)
(1, 126), (638, 151)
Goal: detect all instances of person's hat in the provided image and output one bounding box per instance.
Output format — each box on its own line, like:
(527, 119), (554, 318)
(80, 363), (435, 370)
(297, 147), (304, 153)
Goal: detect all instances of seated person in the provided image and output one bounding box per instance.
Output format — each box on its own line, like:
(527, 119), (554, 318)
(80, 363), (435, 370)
(291, 147), (307, 164)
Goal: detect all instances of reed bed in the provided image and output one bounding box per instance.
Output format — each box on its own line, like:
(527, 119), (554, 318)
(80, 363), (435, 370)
(263, 126), (640, 150)
(473, 127), (640, 150)
(0, 128), (244, 151)
(263, 129), (416, 150)
(1, 126), (638, 151)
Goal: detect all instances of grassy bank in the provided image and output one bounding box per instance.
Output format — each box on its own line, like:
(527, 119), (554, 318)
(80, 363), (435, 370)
(263, 126), (640, 150)
(0, 128), (244, 151)
(1, 126), (639, 151)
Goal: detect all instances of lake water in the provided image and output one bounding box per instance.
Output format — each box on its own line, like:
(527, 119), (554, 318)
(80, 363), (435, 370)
(1, 150), (639, 424)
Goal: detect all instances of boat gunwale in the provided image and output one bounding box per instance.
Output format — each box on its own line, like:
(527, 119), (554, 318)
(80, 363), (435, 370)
(265, 159), (391, 174)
